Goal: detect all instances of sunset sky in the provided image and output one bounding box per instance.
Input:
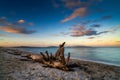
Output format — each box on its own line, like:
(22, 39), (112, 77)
(0, 0), (120, 47)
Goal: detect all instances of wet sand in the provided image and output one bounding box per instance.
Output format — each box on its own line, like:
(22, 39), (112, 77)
(0, 48), (120, 80)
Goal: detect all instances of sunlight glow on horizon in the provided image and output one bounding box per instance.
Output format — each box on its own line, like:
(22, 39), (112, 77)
(0, 0), (120, 47)
(0, 34), (120, 47)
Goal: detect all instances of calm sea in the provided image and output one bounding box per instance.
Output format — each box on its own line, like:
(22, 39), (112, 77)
(19, 47), (120, 66)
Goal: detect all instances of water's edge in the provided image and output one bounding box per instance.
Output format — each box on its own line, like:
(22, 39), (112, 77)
(16, 47), (120, 67)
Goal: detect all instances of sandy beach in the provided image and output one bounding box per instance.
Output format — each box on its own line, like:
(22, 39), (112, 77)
(0, 48), (120, 80)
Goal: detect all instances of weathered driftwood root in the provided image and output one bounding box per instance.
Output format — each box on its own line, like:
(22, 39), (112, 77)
(25, 42), (71, 71)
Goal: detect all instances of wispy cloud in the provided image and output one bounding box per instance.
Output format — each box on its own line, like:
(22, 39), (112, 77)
(0, 26), (36, 34)
(100, 26), (120, 33)
(93, 15), (112, 22)
(88, 37), (95, 39)
(62, 0), (82, 9)
(70, 25), (111, 37)
(91, 24), (101, 28)
(101, 15), (112, 20)
(110, 26), (120, 32)
(80, 15), (112, 25)
(0, 17), (36, 34)
(62, 0), (101, 9)
(0, 17), (8, 24)
(71, 25), (97, 37)
(61, 0), (103, 23)
(61, 7), (87, 22)
(70, 25), (120, 37)
(17, 19), (25, 24)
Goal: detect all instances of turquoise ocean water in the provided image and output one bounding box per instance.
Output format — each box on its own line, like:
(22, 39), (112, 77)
(19, 47), (120, 66)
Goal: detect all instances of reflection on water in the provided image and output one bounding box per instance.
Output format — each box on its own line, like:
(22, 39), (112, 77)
(19, 47), (120, 66)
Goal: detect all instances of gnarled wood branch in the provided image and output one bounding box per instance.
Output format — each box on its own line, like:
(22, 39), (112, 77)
(25, 42), (70, 71)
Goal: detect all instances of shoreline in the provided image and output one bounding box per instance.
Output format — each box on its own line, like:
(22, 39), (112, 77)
(71, 57), (120, 67)
(10, 48), (120, 67)
(12, 47), (120, 67)
(0, 48), (120, 80)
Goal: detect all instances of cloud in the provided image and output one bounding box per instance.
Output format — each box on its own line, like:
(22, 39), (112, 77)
(62, 0), (101, 9)
(0, 17), (36, 34)
(17, 19), (25, 24)
(97, 31), (109, 35)
(91, 24), (101, 28)
(88, 37), (95, 39)
(62, 0), (82, 9)
(0, 17), (8, 24)
(111, 26), (120, 32)
(70, 25), (120, 37)
(70, 25), (110, 37)
(93, 15), (112, 22)
(70, 25), (97, 37)
(79, 15), (112, 25)
(101, 15), (112, 20)
(0, 25), (36, 34)
(101, 26), (120, 33)
(61, 7), (87, 22)
(60, 0), (103, 23)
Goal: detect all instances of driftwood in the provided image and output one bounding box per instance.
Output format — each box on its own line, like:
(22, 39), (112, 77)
(26, 42), (71, 71)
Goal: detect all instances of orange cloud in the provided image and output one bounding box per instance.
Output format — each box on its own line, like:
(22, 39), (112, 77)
(62, 0), (98, 9)
(70, 25), (111, 37)
(0, 25), (36, 34)
(0, 26), (20, 33)
(62, 0), (81, 8)
(61, 7), (86, 22)
(0, 17), (36, 34)
(71, 25), (91, 36)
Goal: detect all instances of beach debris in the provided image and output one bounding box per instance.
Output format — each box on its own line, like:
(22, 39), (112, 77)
(26, 42), (71, 71)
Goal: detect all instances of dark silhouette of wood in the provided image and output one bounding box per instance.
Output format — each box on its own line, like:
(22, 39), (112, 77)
(66, 52), (70, 65)
(61, 47), (66, 65)
(40, 52), (46, 59)
(25, 42), (71, 71)
(45, 51), (49, 61)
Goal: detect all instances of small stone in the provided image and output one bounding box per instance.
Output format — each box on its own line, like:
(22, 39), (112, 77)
(32, 68), (35, 70)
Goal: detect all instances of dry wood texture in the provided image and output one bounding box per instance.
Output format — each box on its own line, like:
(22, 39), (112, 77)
(27, 42), (71, 71)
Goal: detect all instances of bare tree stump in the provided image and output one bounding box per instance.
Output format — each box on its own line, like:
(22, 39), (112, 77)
(25, 42), (71, 71)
